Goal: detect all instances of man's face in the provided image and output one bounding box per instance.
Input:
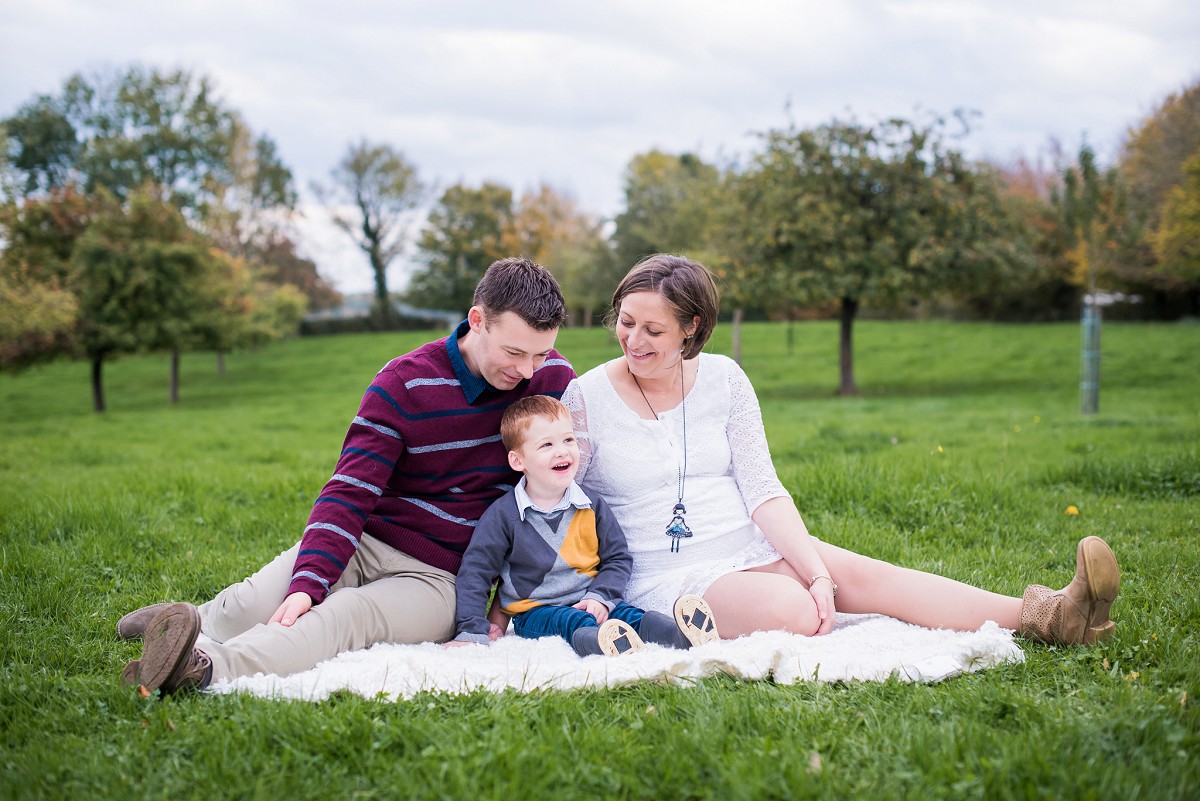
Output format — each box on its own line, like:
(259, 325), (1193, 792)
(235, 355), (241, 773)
(508, 412), (580, 498)
(468, 308), (559, 391)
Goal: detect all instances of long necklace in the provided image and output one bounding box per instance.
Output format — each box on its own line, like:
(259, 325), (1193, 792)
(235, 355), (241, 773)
(630, 361), (692, 553)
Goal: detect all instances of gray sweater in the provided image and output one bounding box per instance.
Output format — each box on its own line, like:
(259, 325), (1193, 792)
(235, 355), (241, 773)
(453, 481), (632, 643)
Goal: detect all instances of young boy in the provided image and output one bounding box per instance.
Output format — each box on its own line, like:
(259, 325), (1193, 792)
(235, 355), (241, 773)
(450, 395), (719, 656)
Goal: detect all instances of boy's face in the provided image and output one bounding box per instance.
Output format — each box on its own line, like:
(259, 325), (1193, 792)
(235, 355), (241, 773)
(508, 412), (580, 497)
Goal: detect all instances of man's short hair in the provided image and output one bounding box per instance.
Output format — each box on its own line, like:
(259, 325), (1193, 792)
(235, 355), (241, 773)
(501, 395), (571, 452)
(474, 257), (568, 331)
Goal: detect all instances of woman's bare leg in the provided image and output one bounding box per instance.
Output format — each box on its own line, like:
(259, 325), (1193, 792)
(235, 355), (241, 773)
(809, 540), (1022, 630)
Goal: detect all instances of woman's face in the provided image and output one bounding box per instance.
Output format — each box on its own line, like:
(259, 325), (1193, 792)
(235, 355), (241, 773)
(616, 291), (695, 378)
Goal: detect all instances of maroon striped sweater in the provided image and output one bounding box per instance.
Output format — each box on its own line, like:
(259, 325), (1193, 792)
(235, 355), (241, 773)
(288, 322), (575, 603)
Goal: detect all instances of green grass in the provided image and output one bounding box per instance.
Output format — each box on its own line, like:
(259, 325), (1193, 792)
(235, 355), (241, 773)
(2, 320), (1198, 800)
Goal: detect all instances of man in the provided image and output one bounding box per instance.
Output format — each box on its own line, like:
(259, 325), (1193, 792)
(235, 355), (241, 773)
(120, 257), (574, 694)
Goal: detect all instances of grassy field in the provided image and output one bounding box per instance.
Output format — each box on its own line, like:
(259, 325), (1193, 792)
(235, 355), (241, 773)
(1, 320), (1198, 800)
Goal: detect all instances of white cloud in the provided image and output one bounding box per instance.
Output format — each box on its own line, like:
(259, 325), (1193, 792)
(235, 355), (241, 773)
(2, 0), (1198, 291)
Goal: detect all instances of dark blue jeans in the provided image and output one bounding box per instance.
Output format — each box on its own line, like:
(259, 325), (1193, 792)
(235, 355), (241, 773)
(513, 601), (646, 644)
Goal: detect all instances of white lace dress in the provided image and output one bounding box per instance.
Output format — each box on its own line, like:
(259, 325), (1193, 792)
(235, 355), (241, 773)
(562, 353), (791, 614)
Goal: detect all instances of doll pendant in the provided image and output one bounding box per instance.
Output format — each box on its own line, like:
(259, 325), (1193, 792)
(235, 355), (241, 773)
(666, 502), (693, 553)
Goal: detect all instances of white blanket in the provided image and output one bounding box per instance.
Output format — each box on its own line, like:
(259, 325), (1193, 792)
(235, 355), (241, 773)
(207, 615), (1023, 702)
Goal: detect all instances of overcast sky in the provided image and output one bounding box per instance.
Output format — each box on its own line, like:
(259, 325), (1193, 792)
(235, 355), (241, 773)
(3, 0), (1198, 293)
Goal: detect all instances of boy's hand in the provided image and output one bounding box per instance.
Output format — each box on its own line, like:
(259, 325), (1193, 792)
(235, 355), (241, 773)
(572, 598), (609, 624)
(486, 598), (510, 636)
(443, 640), (477, 648)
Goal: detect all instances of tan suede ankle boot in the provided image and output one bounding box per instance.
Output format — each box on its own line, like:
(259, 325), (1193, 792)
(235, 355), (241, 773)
(1019, 536), (1120, 645)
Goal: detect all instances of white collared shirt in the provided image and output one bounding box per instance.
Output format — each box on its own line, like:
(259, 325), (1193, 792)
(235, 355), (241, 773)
(513, 475), (593, 521)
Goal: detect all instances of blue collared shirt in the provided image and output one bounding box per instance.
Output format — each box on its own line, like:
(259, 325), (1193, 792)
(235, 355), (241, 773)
(444, 318), (494, 404)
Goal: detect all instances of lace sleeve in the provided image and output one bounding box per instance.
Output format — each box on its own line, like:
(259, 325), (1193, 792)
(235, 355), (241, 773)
(726, 361), (791, 513)
(561, 379), (592, 483)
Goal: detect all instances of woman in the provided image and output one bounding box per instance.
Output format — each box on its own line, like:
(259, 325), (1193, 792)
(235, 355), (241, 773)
(562, 254), (1118, 644)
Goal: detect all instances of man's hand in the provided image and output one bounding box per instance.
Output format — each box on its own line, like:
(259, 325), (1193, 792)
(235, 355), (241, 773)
(572, 598), (609, 624)
(488, 622), (506, 641)
(268, 591), (313, 627)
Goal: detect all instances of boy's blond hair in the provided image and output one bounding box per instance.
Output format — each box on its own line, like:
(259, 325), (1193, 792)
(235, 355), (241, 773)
(501, 395), (571, 452)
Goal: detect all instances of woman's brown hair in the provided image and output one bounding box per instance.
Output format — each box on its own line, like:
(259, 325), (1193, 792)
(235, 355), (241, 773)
(607, 254), (719, 359)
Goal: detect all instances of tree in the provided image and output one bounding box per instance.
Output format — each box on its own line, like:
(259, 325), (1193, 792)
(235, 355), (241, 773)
(1059, 143), (1128, 297)
(612, 150), (751, 346)
(2, 66), (258, 217)
(1116, 79), (1200, 311)
(252, 231), (341, 312)
(1121, 80), (1200, 233)
(738, 115), (1029, 395)
(961, 151), (1076, 321)
(612, 150), (721, 268)
(1153, 149), (1200, 286)
(1, 64), (305, 301)
(1058, 143), (1132, 414)
(0, 272), (78, 369)
(316, 140), (424, 326)
(0, 188), (97, 370)
(70, 188), (232, 410)
(710, 167), (786, 362)
(505, 183), (615, 326)
(2, 68), (305, 406)
(408, 181), (514, 314)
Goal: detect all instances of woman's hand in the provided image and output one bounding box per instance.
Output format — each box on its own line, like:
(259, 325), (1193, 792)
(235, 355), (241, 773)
(808, 578), (837, 635)
(572, 598), (609, 624)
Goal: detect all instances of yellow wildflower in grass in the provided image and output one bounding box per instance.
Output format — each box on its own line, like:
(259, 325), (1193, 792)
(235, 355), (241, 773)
(1065, 505), (1080, 516)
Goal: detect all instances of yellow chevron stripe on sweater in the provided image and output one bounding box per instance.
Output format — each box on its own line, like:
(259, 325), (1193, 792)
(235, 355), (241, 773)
(558, 508), (600, 577)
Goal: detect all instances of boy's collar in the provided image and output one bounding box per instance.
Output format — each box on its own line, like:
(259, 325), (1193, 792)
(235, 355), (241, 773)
(513, 476), (591, 520)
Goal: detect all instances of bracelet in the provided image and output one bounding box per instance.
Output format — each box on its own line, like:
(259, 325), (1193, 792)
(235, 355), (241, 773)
(810, 575), (838, 596)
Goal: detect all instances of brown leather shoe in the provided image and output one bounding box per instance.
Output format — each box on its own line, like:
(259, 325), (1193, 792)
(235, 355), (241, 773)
(116, 602), (175, 641)
(121, 660), (140, 686)
(138, 603), (212, 694)
(1019, 536), (1120, 645)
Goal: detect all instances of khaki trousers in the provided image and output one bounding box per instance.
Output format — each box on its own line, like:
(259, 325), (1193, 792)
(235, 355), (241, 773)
(197, 537), (456, 682)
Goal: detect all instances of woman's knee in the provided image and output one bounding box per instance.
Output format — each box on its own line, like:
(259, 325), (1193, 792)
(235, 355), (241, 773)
(764, 591), (821, 636)
(711, 580), (820, 637)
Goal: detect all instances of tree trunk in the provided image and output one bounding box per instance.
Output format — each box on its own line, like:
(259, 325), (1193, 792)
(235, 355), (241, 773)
(91, 355), (106, 413)
(170, 349), (181, 404)
(837, 297), (858, 396)
(731, 308), (744, 365)
(371, 248), (393, 328)
(216, 351), (226, 377)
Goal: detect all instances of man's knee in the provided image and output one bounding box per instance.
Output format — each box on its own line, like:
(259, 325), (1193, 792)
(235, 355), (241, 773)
(319, 576), (456, 646)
